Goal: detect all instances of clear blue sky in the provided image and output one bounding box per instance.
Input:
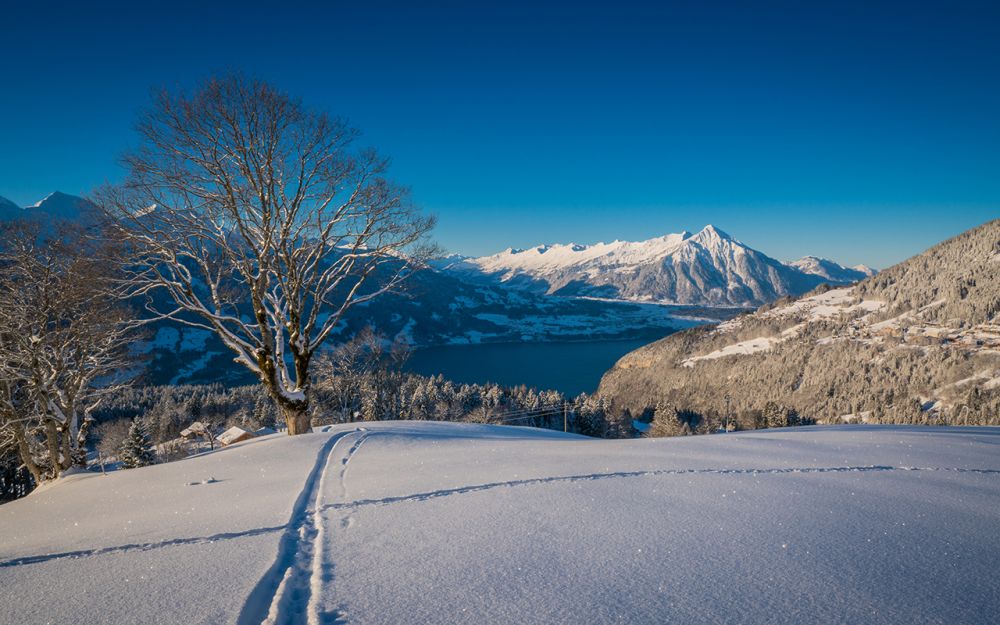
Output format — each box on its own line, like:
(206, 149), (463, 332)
(1, 1), (998, 268)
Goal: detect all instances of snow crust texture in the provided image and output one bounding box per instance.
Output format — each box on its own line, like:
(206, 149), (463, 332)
(2, 422), (999, 624)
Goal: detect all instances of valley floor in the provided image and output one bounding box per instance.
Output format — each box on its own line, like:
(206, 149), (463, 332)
(2, 423), (999, 624)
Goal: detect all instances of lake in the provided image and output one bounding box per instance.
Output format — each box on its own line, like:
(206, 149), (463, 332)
(404, 337), (661, 396)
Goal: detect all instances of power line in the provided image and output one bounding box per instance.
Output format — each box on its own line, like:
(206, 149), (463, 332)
(483, 405), (564, 420)
(492, 410), (563, 424)
(480, 405), (568, 422)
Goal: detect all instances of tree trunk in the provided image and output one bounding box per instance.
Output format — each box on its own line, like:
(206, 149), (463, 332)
(73, 417), (92, 468)
(283, 404), (313, 435)
(43, 420), (62, 479)
(13, 422), (44, 485)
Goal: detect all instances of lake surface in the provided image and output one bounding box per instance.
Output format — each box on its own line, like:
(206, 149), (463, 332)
(405, 338), (661, 396)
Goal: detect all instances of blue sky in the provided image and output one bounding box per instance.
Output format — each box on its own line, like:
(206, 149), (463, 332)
(1, 1), (997, 268)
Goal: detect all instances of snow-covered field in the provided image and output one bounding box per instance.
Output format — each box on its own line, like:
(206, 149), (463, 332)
(3, 423), (999, 624)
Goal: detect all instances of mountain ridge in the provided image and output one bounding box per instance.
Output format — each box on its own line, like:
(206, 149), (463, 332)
(788, 255), (876, 283)
(442, 224), (872, 307)
(1, 195), (873, 308)
(0, 191), (99, 222)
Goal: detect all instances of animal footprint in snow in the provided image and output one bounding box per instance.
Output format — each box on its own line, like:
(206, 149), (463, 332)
(185, 477), (219, 486)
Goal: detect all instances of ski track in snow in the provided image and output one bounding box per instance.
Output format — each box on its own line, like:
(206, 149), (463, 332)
(306, 429), (372, 625)
(4, 424), (999, 625)
(236, 426), (367, 625)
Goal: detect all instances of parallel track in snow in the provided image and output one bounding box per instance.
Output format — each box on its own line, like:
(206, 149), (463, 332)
(306, 431), (371, 625)
(236, 427), (369, 625)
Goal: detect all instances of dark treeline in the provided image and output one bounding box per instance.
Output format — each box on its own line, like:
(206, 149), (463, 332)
(85, 373), (623, 447)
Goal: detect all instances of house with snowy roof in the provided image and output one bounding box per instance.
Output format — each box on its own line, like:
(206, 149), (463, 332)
(216, 426), (255, 446)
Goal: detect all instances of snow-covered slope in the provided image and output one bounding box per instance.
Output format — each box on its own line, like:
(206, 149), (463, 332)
(444, 226), (870, 306)
(0, 195), (21, 220)
(0, 191), (99, 222)
(788, 255), (876, 282)
(3, 421), (999, 624)
(27, 191), (98, 220)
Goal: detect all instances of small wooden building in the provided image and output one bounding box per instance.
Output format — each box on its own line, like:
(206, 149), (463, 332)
(180, 421), (209, 439)
(216, 426), (255, 447)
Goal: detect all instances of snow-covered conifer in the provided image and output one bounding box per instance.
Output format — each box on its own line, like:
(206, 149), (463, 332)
(119, 419), (155, 469)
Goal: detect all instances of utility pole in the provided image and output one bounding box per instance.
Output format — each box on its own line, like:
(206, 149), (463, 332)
(724, 394), (731, 432)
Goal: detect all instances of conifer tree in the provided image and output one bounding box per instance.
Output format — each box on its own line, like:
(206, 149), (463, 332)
(647, 402), (688, 438)
(119, 419), (155, 469)
(252, 391), (278, 430)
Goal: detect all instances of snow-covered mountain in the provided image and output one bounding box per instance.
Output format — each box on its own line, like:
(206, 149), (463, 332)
(1, 193), (733, 385)
(0, 195), (21, 219)
(599, 218), (1000, 423)
(0, 191), (99, 223)
(788, 255), (876, 283)
(2, 196), (871, 309)
(442, 225), (871, 307)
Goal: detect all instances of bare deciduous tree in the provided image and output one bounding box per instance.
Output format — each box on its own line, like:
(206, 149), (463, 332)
(0, 222), (134, 482)
(313, 327), (412, 422)
(97, 75), (435, 434)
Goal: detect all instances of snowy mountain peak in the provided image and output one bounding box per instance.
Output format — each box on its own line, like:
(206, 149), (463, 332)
(31, 191), (93, 215)
(693, 224), (733, 242)
(788, 256), (875, 284)
(0, 191), (99, 224)
(443, 226), (872, 306)
(28, 191), (61, 208)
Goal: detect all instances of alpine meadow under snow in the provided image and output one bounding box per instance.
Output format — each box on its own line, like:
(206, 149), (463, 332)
(3, 422), (999, 625)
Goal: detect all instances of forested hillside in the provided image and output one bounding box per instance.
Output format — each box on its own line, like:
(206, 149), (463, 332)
(598, 220), (1000, 429)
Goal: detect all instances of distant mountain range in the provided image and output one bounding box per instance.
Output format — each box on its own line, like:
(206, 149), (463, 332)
(1, 194), (874, 310)
(598, 219), (1000, 425)
(1, 192), (879, 386)
(437, 225), (875, 307)
(0, 192), (728, 384)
